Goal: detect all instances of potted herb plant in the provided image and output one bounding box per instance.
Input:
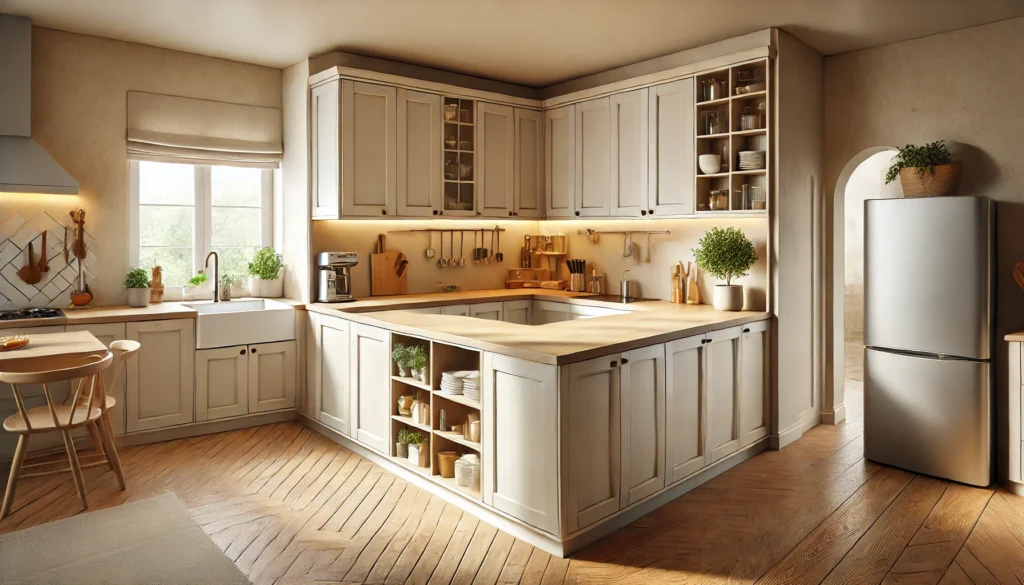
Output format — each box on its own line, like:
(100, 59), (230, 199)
(885, 140), (962, 197)
(184, 273), (209, 301)
(693, 226), (758, 312)
(124, 268), (151, 308)
(392, 343), (412, 377)
(410, 345), (428, 383)
(248, 247), (284, 298)
(406, 431), (428, 467)
(396, 428), (414, 459)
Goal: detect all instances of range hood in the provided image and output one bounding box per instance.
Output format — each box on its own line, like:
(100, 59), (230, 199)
(0, 15), (79, 195)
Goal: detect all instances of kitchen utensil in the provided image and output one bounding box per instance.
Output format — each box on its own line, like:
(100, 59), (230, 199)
(686, 262), (701, 304)
(17, 243), (41, 285)
(425, 231), (435, 258)
(495, 228), (503, 262)
(1015, 261), (1024, 293)
(622, 232), (632, 258)
(448, 230), (456, 268)
(70, 209), (87, 260)
(479, 229), (488, 263)
(621, 269), (634, 301)
(438, 231), (448, 268)
(458, 231), (467, 267)
(698, 154), (721, 175)
(644, 233), (652, 263)
(523, 235), (531, 268)
(395, 253), (408, 278)
(486, 229), (494, 264)
(62, 224), (70, 263)
(38, 231), (49, 272)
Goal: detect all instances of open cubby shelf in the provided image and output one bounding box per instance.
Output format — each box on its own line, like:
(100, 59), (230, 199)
(693, 57), (771, 215)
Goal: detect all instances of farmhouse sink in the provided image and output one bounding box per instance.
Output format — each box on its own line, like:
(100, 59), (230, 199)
(183, 299), (295, 349)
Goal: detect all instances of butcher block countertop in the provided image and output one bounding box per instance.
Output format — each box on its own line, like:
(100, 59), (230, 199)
(1006, 332), (1024, 342)
(309, 290), (770, 365)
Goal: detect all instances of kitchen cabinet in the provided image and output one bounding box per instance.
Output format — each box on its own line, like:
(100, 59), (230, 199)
(544, 104), (576, 218)
(196, 345), (249, 421)
(406, 307), (441, 315)
(311, 79), (340, 219)
(469, 301), (503, 321)
(66, 322), (127, 435)
(707, 326), (741, 463)
(439, 304), (470, 317)
(565, 354), (621, 533)
(483, 352), (559, 536)
(648, 79), (695, 216)
(503, 300), (531, 325)
(477, 102), (516, 217)
(351, 324), (390, 454)
(397, 88), (442, 217)
(665, 334), (707, 484)
(313, 314), (352, 436)
(610, 89), (649, 218)
(575, 97), (612, 217)
(342, 80), (397, 217)
(739, 320), (769, 447)
(248, 341), (297, 413)
(533, 300), (572, 325)
(126, 319), (195, 432)
(514, 108), (544, 218)
(1011, 341), (1024, 487)
(571, 304), (626, 320)
(620, 343), (665, 506)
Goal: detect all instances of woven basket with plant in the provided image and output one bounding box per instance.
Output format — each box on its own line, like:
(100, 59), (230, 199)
(885, 141), (961, 198)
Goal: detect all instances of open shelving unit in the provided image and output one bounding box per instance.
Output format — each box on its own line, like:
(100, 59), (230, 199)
(389, 332), (483, 501)
(694, 58), (771, 216)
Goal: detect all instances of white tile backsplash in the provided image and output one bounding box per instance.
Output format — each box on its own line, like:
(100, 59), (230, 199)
(0, 212), (97, 310)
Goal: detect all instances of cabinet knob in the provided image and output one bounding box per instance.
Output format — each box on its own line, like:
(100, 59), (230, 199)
(574, 211), (580, 217)
(743, 327), (751, 333)
(439, 210), (443, 216)
(640, 210), (647, 216)
(239, 349), (246, 356)
(433, 210), (439, 215)
(251, 348), (257, 354)
(701, 339), (709, 344)
(381, 210), (387, 215)
(610, 360), (618, 368)
(649, 209), (654, 215)
(508, 211), (513, 216)
(620, 358), (629, 364)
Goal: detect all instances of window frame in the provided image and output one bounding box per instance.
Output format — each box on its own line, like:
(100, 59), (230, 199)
(128, 161), (273, 286)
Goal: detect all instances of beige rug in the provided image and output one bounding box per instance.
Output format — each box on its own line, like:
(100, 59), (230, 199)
(0, 492), (250, 585)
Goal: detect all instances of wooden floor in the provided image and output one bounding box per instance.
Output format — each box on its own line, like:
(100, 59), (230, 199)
(2, 376), (1022, 584)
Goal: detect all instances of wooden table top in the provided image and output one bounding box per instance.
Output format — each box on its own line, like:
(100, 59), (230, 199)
(0, 330), (106, 362)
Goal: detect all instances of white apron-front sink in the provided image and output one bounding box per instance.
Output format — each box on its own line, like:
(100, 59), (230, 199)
(183, 299), (295, 349)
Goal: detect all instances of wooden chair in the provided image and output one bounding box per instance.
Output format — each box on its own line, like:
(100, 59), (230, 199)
(0, 351), (122, 519)
(74, 340), (140, 468)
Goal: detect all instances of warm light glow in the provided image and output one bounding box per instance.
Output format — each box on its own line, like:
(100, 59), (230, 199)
(0, 192), (83, 203)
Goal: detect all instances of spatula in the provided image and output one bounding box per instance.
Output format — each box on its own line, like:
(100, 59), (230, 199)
(1014, 260), (1024, 293)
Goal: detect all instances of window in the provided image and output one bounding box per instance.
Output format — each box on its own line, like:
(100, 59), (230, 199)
(130, 161), (272, 287)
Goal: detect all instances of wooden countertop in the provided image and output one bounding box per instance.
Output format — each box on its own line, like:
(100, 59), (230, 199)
(0, 331), (106, 362)
(1006, 332), (1024, 342)
(309, 291), (770, 365)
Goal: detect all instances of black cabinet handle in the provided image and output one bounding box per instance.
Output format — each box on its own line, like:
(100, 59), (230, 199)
(610, 360), (617, 368)
(574, 211), (580, 217)
(649, 209), (654, 215)
(433, 210), (439, 215)
(508, 211), (513, 216)
(439, 210), (443, 215)
(701, 339), (709, 344)
(239, 349), (246, 356)
(381, 210), (387, 215)
(620, 358), (629, 364)
(743, 328), (751, 333)
(251, 348), (257, 354)
(640, 210), (647, 216)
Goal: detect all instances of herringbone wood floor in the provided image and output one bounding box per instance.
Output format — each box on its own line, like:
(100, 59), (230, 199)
(1, 380), (1022, 584)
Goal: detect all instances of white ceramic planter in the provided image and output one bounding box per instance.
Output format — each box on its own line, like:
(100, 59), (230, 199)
(249, 277), (283, 298)
(712, 285), (743, 311)
(126, 287), (150, 308)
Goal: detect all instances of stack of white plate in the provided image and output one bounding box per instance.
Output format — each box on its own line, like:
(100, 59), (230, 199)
(441, 370), (478, 396)
(738, 150), (766, 170)
(462, 373), (480, 402)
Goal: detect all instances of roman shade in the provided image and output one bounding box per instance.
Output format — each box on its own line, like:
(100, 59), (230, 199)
(126, 91), (282, 168)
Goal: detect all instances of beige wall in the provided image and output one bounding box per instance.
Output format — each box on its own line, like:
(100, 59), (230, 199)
(824, 16), (1024, 480)
(24, 27), (281, 306)
(313, 217), (768, 306)
(281, 59), (311, 302)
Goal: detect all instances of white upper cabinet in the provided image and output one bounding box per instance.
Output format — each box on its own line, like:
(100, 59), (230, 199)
(397, 89), (442, 217)
(648, 79), (695, 216)
(707, 326), (742, 463)
(575, 97), (612, 217)
(544, 104), (576, 218)
(477, 102), (516, 217)
(341, 80), (397, 217)
(514, 108), (544, 218)
(311, 79), (340, 219)
(739, 320), (769, 446)
(610, 89), (649, 218)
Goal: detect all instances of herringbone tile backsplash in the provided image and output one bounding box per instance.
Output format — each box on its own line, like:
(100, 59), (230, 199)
(0, 211), (96, 310)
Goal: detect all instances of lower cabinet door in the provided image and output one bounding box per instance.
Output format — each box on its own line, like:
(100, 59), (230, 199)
(352, 324), (391, 454)
(565, 353), (621, 533)
(126, 319), (195, 432)
(503, 300), (531, 325)
(248, 340), (297, 413)
(739, 320), (769, 446)
(533, 300), (571, 325)
(315, 314), (352, 436)
(439, 304), (470, 317)
(665, 334), (707, 484)
(67, 322), (127, 435)
(483, 353), (559, 536)
(196, 345), (249, 421)
(470, 301), (504, 321)
(620, 344), (665, 506)
(707, 327), (741, 463)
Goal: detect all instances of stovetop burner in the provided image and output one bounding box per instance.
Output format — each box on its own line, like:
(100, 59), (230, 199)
(0, 307), (65, 321)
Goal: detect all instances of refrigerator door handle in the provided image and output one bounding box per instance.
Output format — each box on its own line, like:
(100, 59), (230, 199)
(865, 345), (990, 363)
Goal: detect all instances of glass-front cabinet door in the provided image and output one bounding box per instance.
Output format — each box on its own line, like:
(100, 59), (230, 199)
(442, 97), (477, 216)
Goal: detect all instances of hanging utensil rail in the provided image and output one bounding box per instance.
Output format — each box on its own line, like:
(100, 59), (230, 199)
(388, 227), (506, 234)
(577, 228), (670, 235)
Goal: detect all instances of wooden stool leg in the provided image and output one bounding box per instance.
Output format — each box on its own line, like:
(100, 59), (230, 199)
(98, 413), (126, 490)
(86, 422), (105, 455)
(61, 430), (88, 510)
(1, 434), (28, 520)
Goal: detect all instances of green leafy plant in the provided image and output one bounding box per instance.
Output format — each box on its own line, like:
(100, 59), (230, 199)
(409, 345), (428, 371)
(884, 141), (953, 184)
(248, 247), (283, 280)
(124, 268), (150, 289)
(392, 344), (412, 369)
(693, 227), (758, 286)
(187, 273), (208, 287)
(397, 428), (419, 445)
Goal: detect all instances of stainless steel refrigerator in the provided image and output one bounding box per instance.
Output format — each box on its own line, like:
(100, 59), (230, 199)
(864, 196), (994, 486)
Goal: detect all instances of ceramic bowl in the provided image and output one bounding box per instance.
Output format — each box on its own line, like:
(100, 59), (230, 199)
(698, 154), (721, 175)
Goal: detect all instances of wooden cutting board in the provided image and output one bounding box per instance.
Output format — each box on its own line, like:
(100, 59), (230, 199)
(371, 251), (407, 296)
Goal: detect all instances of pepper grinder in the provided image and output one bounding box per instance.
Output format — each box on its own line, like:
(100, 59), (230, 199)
(621, 269), (634, 301)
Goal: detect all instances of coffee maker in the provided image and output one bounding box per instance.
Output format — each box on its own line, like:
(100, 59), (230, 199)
(316, 252), (358, 302)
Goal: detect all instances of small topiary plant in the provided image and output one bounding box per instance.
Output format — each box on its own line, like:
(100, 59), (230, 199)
(885, 141), (953, 184)
(397, 428), (417, 445)
(392, 344), (412, 370)
(124, 268), (150, 289)
(409, 345), (428, 372)
(249, 247), (283, 280)
(693, 227), (758, 286)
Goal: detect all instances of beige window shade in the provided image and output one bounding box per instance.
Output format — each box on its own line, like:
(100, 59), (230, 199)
(127, 91), (282, 168)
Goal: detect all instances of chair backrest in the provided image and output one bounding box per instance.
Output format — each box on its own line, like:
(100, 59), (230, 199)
(1, 351), (112, 430)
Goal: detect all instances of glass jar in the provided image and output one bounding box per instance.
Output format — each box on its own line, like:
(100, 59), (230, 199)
(455, 454), (480, 490)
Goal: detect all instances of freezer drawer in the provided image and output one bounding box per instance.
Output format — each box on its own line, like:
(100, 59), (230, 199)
(864, 196), (993, 360)
(864, 348), (991, 486)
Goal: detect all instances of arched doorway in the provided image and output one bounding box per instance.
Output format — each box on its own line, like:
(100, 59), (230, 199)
(825, 147), (902, 426)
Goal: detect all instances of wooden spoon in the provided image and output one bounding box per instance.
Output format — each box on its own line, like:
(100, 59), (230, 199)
(38, 231), (49, 272)
(17, 242), (41, 285)
(1014, 260), (1024, 293)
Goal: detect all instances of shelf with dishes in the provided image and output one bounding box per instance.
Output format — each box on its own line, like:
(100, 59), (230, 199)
(442, 97), (477, 215)
(694, 57), (770, 215)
